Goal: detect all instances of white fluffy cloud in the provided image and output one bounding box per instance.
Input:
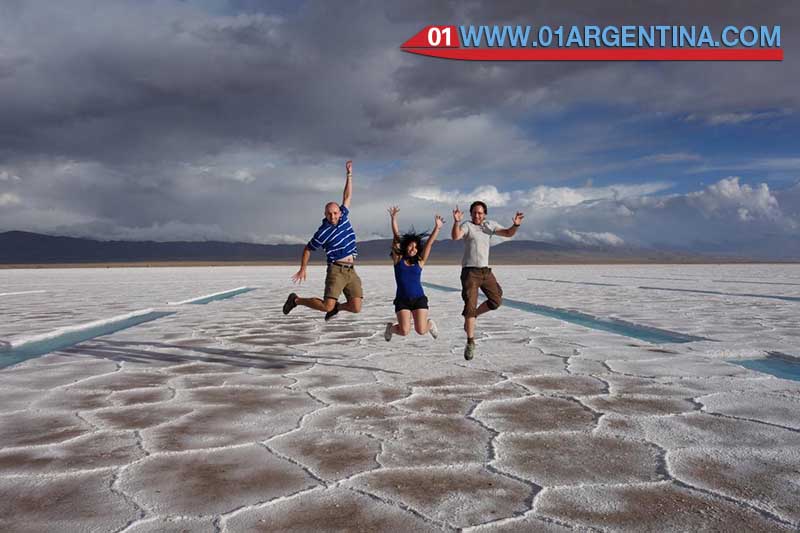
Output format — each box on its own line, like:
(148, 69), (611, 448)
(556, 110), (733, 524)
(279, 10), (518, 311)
(0, 170), (22, 182)
(0, 193), (21, 206)
(518, 182), (673, 208)
(686, 177), (781, 222)
(410, 185), (511, 207)
(403, 177), (799, 256)
(687, 109), (793, 126)
(560, 229), (625, 247)
(411, 181), (672, 209)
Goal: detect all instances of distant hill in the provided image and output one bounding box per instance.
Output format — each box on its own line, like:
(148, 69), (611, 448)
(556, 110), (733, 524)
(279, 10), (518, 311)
(0, 230), (750, 265)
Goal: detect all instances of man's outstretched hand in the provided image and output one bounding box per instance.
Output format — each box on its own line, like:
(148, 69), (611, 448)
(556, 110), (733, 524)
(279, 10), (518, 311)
(453, 205), (463, 223)
(346, 160), (353, 175)
(513, 212), (525, 225)
(291, 269), (307, 284)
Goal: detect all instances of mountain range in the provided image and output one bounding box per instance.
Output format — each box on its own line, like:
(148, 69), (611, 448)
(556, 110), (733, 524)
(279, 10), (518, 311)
(0, 230), (755, 265)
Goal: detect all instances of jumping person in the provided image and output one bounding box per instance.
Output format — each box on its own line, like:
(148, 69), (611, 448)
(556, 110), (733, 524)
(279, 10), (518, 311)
(452, 201), (524, 360)
(384, 207), (445, 342)
(283, 160), (362, 320)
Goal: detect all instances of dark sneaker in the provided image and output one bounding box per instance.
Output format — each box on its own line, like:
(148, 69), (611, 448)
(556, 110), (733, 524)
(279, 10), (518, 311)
(324, 302), (340, 321)
(384, 322), (393, 342)
(464, 341), (475, 360)
(283, 293), (298, 315)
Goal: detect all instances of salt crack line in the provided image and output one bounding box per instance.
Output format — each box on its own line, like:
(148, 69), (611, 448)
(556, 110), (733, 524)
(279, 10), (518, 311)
(660, 454), (800, 529)
(258, 441), (328, 486)
(704, 411), (800, 434)
(465, 400), (544, 521)
(462, 510), (590, 532)
(343, 485), (456, 531)
(217, 485), (326, 525)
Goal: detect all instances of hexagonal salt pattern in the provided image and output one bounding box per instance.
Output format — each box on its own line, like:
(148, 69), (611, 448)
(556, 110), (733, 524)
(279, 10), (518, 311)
(0, 471), (138, 533)
(117, 444), (318, 516)
(494, 433), (661, 486)
(224, 487), (434, 531)
(668, 447), (800, 525)
(1, 264), (799, 531)
(346, 465), (533, 528)
(536, 482), (796, 532)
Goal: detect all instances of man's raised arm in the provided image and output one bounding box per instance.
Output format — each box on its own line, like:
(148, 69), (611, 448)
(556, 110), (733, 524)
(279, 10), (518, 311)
(342, 160), (353, 208)
(451, 205), (464, 240)
(494, 212), (525, 238)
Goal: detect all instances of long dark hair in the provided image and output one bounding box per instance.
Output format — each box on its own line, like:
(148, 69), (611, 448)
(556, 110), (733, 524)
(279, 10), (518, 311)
(391, 227), (430, 264)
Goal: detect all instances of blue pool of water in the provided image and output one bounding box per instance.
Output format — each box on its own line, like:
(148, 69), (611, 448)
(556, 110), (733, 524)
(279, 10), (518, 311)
(423, 282), (706, 344)
(0, 311), (175, 369)
(183, 287), (255, 305)
(733, 352), (800, 382)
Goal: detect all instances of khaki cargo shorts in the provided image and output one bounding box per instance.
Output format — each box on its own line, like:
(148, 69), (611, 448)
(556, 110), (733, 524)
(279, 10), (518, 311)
(460, 267), (503, 318)
(324, 263), (363, 301)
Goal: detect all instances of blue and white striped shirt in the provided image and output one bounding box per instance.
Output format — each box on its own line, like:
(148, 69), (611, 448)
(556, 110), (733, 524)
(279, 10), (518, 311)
(307, 204), (358, 263)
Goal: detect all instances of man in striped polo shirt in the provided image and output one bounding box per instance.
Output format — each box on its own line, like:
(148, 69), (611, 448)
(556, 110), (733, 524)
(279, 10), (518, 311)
(283, 160), (362, 320)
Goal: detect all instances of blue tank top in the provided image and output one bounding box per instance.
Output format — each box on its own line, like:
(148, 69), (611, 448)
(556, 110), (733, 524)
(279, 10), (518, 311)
(394, 259), (425, 300)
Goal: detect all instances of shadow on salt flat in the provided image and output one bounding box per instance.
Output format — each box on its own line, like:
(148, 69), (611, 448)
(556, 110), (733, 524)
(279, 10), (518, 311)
(61, 339), (308, 370)
(63, 339), (403, 375)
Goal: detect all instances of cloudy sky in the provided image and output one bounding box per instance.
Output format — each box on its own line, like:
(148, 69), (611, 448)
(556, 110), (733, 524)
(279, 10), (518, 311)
(0, 1), (798, 257)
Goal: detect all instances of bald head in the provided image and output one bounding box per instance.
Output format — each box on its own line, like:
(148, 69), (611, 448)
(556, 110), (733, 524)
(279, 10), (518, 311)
(324, 202), (342, 225)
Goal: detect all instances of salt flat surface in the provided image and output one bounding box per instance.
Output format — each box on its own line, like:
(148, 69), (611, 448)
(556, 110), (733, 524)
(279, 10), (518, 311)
(1, 264), (799, 531)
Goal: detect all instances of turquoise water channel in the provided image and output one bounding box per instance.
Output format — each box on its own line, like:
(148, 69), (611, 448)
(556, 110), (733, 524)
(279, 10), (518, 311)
(733, 352), (800, 382)
(423, 282), (706, 344)
(0, 311), (176, 369)
(1, 287), (257, 369)
(181, 287), (255, 305)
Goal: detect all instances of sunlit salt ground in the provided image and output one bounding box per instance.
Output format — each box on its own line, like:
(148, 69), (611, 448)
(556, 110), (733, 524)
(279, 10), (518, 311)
(1, 264), (800, 532)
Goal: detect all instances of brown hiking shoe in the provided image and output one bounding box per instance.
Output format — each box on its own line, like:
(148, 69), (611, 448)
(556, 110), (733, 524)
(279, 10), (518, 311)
(464, 341), (475, 360)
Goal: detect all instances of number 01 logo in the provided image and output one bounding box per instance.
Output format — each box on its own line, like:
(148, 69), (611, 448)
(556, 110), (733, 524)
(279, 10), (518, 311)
(427, 26), (451, 47)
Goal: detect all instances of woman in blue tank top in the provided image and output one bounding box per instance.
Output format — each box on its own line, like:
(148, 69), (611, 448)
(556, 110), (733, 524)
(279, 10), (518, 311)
(384, 207), (445, 342)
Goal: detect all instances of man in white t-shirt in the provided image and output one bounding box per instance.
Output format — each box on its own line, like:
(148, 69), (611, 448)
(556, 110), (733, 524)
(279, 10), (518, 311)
(451, 201), (524, 360)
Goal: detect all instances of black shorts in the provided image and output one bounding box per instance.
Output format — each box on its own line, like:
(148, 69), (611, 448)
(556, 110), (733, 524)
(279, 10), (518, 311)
(394, 295), (429, 312)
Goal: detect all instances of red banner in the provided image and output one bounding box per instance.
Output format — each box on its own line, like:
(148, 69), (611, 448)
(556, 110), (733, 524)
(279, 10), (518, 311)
(400, 26), (783, 61)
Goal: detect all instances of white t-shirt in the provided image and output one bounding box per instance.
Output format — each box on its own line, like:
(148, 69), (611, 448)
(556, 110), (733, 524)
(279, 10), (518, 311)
(460, 220), (503, 267)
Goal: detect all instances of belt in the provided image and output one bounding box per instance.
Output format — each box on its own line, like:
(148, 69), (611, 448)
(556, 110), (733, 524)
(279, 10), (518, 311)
(331, 262), (355, 269)
(463, 266), (491, 272)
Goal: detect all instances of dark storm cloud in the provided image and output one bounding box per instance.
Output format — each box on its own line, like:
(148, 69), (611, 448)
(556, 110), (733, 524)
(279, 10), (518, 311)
(0, 0), (797, 255)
